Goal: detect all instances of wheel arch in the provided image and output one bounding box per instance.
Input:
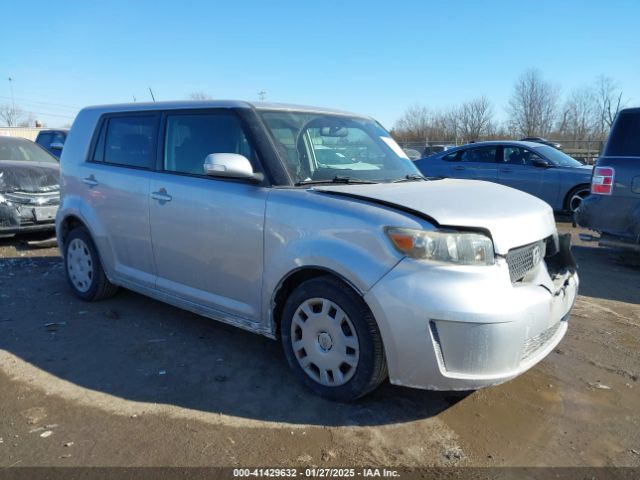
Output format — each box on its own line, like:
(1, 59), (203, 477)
(270, 266), (365, 339)
(564, 183), (591, 211)
(57, 213), (89, 249)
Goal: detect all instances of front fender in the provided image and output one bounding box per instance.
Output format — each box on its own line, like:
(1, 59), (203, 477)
(261, 189), (427, 334)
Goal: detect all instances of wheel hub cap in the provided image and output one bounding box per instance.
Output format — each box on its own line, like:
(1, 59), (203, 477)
(290, 298), (360, 387)
(66, 238), (94, 293)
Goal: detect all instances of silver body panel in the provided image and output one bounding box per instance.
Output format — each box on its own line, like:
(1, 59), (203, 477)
(57, 102), (578, 391)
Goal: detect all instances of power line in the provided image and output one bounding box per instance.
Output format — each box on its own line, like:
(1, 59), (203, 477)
(22, 110), (76, 119)
(0, 95), (81, 110)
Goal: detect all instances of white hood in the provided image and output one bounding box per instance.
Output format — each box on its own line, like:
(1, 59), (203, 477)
(315, 179), (556, 254)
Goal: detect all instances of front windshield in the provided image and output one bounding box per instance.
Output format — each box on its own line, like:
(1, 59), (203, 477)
(0, 138), (57, 163)
(532, 145), (583, 167)
(259, 111), (421, 184)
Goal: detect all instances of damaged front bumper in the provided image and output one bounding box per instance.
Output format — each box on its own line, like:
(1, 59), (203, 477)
(365, 235), (578, 391)
(0, 193), (58, 236)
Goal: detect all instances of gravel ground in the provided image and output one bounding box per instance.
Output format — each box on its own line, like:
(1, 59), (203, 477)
(0, 222), (638, 469)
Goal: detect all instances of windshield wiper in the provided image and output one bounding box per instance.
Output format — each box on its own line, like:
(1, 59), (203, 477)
(391, 174), (428, 183)
(294, 176), (379, 186)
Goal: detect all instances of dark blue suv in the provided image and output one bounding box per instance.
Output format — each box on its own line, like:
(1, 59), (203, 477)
(576, 107), (640, 252)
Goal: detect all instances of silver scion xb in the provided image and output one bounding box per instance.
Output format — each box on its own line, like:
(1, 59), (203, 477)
(56, 101), (579, 401)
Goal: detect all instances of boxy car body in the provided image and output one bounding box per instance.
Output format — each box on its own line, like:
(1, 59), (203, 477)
(56, 101), (578, 400)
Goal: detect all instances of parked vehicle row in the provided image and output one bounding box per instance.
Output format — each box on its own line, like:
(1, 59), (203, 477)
(54, 100), (578, 401)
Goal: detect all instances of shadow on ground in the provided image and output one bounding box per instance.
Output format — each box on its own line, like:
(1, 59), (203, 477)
(0, 256), (466, 427)
(571, 245), (639, 305)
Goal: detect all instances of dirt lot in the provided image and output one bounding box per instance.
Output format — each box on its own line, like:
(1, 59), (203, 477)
(0, 221), (638, 469)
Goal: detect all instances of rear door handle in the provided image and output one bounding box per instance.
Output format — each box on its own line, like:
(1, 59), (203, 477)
(82, 175), (98, 187)
(151, 188), (172, 203)
(500, 168), (512, 173)
(453, 165), (465, 171)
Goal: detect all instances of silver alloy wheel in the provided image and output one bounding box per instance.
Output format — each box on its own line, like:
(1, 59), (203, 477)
(290, 297), (360, 387)
(66, 238), (94, 293)
(569, 188), (590, 212)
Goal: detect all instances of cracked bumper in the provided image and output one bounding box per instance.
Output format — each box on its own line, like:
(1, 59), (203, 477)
(365, 257), (578, 391)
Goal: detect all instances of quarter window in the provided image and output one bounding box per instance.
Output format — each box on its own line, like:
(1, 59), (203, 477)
(164, 112), (255, 175)
(101, 115), (158, 169)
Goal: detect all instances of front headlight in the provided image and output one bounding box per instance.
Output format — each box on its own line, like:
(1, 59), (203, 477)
(385, 227), (495, 266)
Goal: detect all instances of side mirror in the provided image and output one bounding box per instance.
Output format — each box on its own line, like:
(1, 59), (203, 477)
(203, 153), (264, 182)
(532, 158), (551, 168)
(49, 142), (64, 150)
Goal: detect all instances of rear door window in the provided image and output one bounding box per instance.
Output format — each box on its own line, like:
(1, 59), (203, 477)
(606, 111), (640, 156)
(100, 115), (158, 169)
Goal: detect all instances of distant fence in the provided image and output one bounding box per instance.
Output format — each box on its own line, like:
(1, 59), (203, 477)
(398, 139), (605, 165)
(0, 127), (43, 141)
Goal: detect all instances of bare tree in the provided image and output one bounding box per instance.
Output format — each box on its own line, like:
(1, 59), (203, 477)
(559, 87), (598, 140)
(594, 75), (624, 137)
(0, 104), (26, 127)
(394, 105), (433, 142)
(457, 97), (494, 142)
(507, 69), (559, 137)
(189, 91), (212, 100)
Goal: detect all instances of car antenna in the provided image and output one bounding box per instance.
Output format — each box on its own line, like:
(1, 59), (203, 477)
(148, 87), (156, 102)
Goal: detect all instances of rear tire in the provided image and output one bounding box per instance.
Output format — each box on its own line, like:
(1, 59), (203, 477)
(64, 227), (118, 301)
(566, 185), (590, 213)
(280, 276), (387, 401)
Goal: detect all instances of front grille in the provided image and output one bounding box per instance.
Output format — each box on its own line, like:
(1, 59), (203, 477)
(506, 240), (545, 282)
(3, 191), (60, 206)
(521, 321), (562, 362)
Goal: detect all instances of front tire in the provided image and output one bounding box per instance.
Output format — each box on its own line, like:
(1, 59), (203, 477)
(280, 276), (387, 401)
(64, 227), (118, 301)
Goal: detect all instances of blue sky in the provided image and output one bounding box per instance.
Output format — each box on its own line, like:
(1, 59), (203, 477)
(2, 0), (639, 128)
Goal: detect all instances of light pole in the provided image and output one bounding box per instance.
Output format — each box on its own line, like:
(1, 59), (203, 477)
(258, 90), (267, 102)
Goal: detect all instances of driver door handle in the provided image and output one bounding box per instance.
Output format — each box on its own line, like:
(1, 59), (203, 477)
(151, 188), (172, 203)
(500, 168), (512, 173)
(453, 165), (465, 171)
(82, 175), (98, 187)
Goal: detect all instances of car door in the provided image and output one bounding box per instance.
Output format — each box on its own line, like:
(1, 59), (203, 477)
(81, 113), (159, 288)
(444, 146), (498, 181)
(497, 145), (548, 199)
(148, 110), (268, 322)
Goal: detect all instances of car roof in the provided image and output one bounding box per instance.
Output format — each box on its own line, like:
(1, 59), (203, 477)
(78, 100), (370, 119)
(619, 107), (640, 114)
(443, 140), (547, 152)
(37, 129), (69, 133)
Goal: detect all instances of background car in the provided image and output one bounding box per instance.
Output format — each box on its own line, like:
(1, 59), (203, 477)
(576, 107), (640, 252)
(422, 144), (456, 157)
(402, 148), (422, 160)
(35, 129), (68, 159)
(0, 136), (60, 237)
(415, 140), (593, 212)
(520, 136), (562, 150)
